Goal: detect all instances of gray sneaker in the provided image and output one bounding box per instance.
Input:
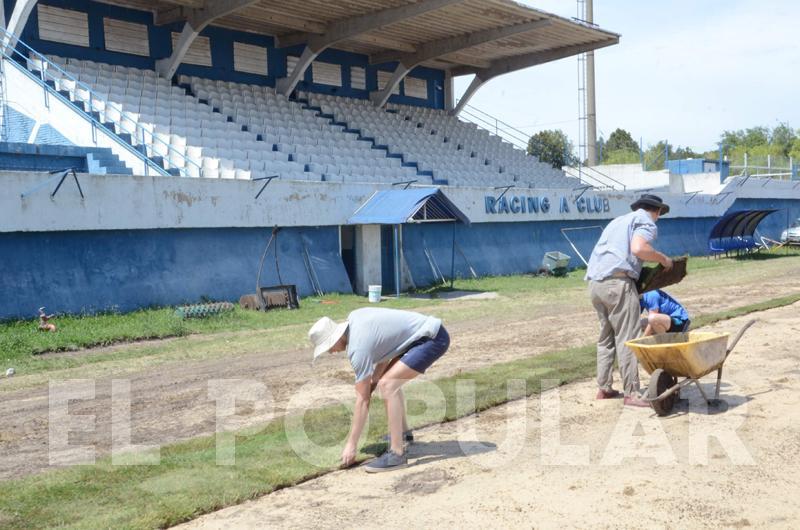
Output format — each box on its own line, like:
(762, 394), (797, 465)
(381, 430), (414, 443)
(364, 450), (408, 473)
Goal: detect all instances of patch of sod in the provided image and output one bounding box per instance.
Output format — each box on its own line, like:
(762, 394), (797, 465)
(0, 294), (797, 530)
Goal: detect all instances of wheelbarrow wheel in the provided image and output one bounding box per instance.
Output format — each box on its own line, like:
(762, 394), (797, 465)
(648, 369), (677, 416)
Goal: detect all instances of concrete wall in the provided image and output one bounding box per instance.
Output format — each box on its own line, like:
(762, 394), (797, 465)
(6, 171), (787, 234)
(0, 226), (352, 320)
(568, 164), (671, 191)
(3, 170), (800, 319)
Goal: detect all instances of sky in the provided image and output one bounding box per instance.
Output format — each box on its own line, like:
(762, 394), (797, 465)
(454, 0), (800, 153)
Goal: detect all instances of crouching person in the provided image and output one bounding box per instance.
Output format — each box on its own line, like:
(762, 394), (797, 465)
(308, 307), (450, 473)
(640, 289), (690, 335)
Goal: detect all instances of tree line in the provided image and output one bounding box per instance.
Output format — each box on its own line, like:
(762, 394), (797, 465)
(527, 123), (800, 169)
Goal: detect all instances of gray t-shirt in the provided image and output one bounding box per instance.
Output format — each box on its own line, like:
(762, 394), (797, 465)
(585, 209), (657, 281)
(346, 308), (442, 383)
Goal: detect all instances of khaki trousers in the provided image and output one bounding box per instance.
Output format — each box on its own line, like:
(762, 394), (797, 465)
(589, 277), (641, 396)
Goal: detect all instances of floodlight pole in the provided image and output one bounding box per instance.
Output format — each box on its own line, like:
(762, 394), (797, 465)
(585, 0), (598, 166)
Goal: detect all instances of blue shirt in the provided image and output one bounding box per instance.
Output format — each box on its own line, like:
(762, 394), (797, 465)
(346, 308), (441, 383)
(640, 290), (689, 321)
(585, 209), (658, 281)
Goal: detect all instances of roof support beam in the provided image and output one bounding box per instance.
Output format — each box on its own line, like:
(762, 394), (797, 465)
(155, 0), (259, 80)
(276, 0), (466, 49)
(450, 74), (486, 117)
(2, 0), (38, 51)
(369, 63), (411, 108)
(450, 38), (618, 116)
(274, 0), (466, 97)
(276, 44), (318, 96)
(368, 18), (550, 109)
(370, 18), (551, 66)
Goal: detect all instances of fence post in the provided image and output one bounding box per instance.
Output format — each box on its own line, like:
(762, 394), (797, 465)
(639, 137), (644, 170)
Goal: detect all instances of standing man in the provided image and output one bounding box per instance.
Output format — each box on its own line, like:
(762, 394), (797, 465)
(585, 194), (673, 407)
(308, 307), (449, 472)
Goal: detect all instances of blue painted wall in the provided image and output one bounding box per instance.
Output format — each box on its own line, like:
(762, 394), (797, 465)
(7, 0), (445, 109)
(2, 198), (799, 319)
(727, 197), (800, 240)
(0, 226), (351, 320)
(401, 216), (719, 286)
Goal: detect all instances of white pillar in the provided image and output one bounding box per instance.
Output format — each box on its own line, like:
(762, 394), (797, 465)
(354, 224), (382, 295)
(2, 0), (38, 51)
(444, 70), (455, 111)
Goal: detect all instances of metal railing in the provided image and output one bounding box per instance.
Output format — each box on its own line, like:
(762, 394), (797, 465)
(456, 101), (625, 189)
(1, 27), (202, 178)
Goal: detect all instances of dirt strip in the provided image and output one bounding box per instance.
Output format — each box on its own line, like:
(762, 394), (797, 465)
(1, 262), (799, 480)
(176, 304), (800, 529)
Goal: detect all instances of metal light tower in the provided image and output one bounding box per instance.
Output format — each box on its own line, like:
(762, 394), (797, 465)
(577, 0), (598, 166)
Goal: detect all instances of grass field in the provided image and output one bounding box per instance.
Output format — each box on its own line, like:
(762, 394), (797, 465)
(1, 252), (799, 529)
(2, 294), (798, 530)
(2, 250), (798, 379)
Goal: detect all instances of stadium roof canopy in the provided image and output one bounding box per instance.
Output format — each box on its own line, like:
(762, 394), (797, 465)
(88, 0), (619, 107)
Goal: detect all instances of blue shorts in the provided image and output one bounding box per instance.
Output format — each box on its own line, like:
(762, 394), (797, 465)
(669, 317), (690, 332)
(399, 325), (450, 374)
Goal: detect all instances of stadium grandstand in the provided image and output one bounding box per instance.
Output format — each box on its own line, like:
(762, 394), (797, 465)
(1, 0), (798, 319)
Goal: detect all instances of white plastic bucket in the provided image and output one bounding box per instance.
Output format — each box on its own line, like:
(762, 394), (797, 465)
(368, 285), (382, 303)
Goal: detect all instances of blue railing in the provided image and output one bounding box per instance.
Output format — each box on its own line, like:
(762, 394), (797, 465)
(1, 27), (202, 178)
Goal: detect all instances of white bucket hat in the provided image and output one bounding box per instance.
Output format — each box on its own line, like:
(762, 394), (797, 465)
(309, 317), (349, 360)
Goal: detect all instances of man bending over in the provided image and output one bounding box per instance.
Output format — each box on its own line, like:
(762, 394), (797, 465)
(309, 307), (450, 473)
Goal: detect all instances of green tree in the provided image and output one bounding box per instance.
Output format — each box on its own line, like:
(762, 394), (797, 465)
(604, 128), (639, 153)
(770, 122), (797, 157)
(527, 129), (574, 168)
(603, 149), (640, 164)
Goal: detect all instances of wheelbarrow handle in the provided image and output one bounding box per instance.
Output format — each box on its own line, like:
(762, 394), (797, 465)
(726, 319), (756, 357)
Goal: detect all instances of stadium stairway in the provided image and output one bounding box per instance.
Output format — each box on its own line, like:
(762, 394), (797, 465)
(0, 141), (132, 174)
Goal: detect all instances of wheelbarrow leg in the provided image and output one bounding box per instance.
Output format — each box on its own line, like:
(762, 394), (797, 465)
(714, 367), (724, 400)
(693, 379), (712, 404)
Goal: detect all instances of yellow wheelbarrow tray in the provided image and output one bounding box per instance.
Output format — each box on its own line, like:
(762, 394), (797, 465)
(625, 320), (756, 416)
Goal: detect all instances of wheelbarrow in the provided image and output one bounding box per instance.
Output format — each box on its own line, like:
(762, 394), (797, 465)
(625, 319), (755, 416)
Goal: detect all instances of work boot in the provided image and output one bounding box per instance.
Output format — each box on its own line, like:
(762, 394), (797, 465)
(364, 449), (408, 473)
(623, 394), (650, 408)
(596, 388), (621, 400)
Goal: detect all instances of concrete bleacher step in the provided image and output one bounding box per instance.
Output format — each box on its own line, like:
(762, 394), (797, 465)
(86, 149), (133, 175)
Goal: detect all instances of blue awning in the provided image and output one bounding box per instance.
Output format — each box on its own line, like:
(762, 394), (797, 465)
(348, 188), (470, 225)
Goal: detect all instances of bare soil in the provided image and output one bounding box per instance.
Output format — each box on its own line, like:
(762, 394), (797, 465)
(1, 259), (799, 481)
(176, 304), (800, 529)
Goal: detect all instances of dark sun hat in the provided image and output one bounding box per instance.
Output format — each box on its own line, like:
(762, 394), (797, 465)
(631, 194), (670, 215)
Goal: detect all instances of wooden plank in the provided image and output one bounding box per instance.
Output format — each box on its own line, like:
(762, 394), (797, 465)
(234, 41), (268, 75)
(171, 32), (212, 66)
(104, 18), (150, 56)
(404, 76), (427, 99)
(350, 66), (366, 90)
(37, 5), (90, 47)
(312, 61), (342, 86)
